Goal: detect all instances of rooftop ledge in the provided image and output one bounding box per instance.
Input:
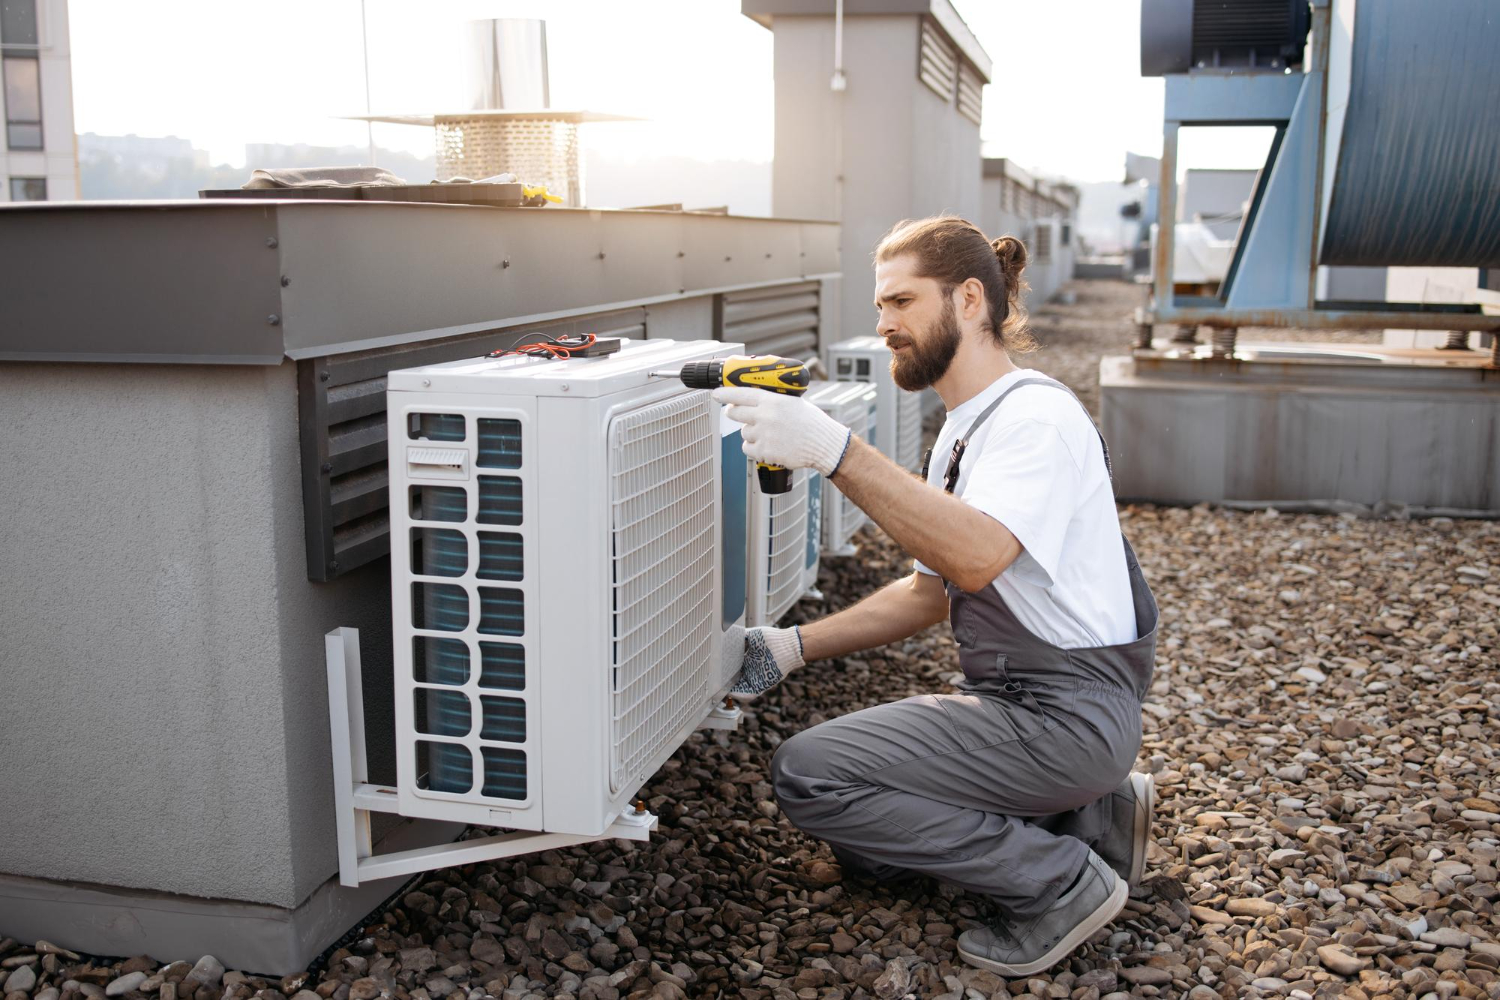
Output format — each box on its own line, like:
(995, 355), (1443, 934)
(0, 200), (840, 364)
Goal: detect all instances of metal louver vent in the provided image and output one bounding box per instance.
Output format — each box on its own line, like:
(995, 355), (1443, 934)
(919, 19), (958, 101)
(716, 282), (820, 360)
(957, 63), (983, 126)
(607, 393), (717, 795)
(1034, 222), (1053, 263)
(299, 309), (644, 582)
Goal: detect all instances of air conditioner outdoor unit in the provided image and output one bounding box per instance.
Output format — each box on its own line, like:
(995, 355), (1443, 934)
(323, 339), (748, 887)
(827, 336), (923, 473)
(804, 380), (876, 557)
(745, 467), (821, 627)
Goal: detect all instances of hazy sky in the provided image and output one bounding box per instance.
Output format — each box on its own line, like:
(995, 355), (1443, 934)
(69, 0), (1269, 183)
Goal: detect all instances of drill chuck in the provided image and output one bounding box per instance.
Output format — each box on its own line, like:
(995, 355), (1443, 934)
(676, 359), (724, 391)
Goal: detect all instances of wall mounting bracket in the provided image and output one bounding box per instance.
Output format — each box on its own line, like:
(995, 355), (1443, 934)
(323, 627), (661, 888)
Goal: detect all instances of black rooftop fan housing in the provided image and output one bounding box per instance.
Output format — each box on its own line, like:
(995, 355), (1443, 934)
(1141, 0), (1312, 76)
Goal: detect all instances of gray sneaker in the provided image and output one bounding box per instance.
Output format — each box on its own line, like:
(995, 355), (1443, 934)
(957, 849), (1127, 977)
(1095, 771), (1155, 886)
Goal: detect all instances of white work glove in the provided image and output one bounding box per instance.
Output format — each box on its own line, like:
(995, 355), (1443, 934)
(729, 626), (806, 700)
(713, 387), (852, 477)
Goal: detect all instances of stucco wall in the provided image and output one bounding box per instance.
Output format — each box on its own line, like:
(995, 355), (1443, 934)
(772, 16), (984, 344)
(0, 361), (392, 908)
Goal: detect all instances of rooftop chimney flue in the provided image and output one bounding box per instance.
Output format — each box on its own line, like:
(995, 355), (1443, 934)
(462, 18), (550, 111)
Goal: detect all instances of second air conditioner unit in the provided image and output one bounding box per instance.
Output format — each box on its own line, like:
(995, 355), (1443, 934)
(827, 336), (923, 473)
(804, 380), (876, 556)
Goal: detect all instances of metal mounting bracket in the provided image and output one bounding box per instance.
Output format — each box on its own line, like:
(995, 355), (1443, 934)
(324, 627), (658, 888)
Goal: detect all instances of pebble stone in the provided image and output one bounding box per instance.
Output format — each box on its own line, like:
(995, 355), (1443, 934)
(4, 281), (1497, 999)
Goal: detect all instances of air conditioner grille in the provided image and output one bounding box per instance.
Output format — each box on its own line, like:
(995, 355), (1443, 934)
(477, 418), (523, 468)
(830, 397), (872, 549)
(481, 746), (528, 799)
(413, 484), (467, 522)
(478, 641), (525, 689)
(478, 586), (525, 635)
(897, 389), (923, 471)
(607, 393), (717, 794)
(414, 636), (469, 686)
(765, 472), (811, 620)
(478, 476), (523, 525)
(479, 696), (526, 742)
(477, 532), (524, 580)
(411, 412), (465, 441)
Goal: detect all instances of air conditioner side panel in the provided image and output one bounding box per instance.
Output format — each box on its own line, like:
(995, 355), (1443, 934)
(535, 393), (614, 836)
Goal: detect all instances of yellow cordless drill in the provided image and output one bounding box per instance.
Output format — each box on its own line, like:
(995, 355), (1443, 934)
(652, 354), (811, 494)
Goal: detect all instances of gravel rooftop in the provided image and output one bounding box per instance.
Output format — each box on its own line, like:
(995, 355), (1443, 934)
(3, 280), (1497, 1000)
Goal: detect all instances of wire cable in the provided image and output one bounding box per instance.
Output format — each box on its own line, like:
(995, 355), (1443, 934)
(487, 333), (598, 361)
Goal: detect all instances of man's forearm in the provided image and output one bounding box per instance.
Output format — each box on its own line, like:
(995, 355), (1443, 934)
(829, 436), (1021, 592)
(799, 572), (948, 661)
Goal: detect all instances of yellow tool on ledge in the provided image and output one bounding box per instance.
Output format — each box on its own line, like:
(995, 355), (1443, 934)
(650, 354), (811, 494)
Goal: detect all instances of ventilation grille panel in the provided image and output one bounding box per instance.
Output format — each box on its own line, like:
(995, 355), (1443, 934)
(957, 63), (984, 126)
(833, 400), (871, 548)
(897, 388), (923, 472)
(404, 409), (535, 806)
(608, 393), (717, 795)
(919, 18), (958, 100)
(717, 282), (820, 360)
(1033, 222), (1053, 263)
(765, 472), (811, 622)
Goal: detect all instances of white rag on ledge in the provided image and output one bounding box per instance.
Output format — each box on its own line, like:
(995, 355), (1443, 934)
(243, 166), (408, 189)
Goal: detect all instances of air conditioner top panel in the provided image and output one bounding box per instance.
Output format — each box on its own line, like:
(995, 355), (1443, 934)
(805, 380), (878, 410)
(827, 335), (889, 354)
(388, 338), (745, 398)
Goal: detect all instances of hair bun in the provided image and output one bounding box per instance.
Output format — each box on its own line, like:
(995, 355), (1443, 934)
(991, 235), (1027, 277)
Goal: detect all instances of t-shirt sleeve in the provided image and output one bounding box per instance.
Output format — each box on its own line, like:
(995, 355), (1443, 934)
(959, 417), (1082, 589)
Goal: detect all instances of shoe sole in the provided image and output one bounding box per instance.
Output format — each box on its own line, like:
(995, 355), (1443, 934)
(957, 873), (1129, 977)
(1129, 771), (1155, 886)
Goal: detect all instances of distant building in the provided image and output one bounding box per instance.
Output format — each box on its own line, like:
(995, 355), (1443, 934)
(1, 0), (76, 201)
(981, 157), (1079, 303)
(78, 132), (207, 177)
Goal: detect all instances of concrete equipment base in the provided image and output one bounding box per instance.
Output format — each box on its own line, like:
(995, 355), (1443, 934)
(0, 818), (463, 977)
(1100, 343), (1500, 515)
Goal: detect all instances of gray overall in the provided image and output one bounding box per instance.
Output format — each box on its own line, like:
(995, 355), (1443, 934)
(769, 379), (1159, 920)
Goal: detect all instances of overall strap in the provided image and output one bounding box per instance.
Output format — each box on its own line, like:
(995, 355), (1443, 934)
(934, 377), (1112, 494)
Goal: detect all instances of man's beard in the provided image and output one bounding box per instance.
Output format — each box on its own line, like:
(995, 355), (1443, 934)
(889, 298), (961, 392)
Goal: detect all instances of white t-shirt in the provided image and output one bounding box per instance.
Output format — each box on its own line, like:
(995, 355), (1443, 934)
(913, 369), (1137, 648)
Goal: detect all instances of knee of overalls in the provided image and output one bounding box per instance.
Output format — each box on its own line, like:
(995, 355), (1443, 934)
(769, 728), (829, 823)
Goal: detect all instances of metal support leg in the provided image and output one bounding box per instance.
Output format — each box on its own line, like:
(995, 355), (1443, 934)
(326, 628), (373, 887)
(1440, 330), (1471, 350)
(1211, 327), (1239, 359)
(1154, 123), (1180, 320)
(700, 696), (744, 732)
